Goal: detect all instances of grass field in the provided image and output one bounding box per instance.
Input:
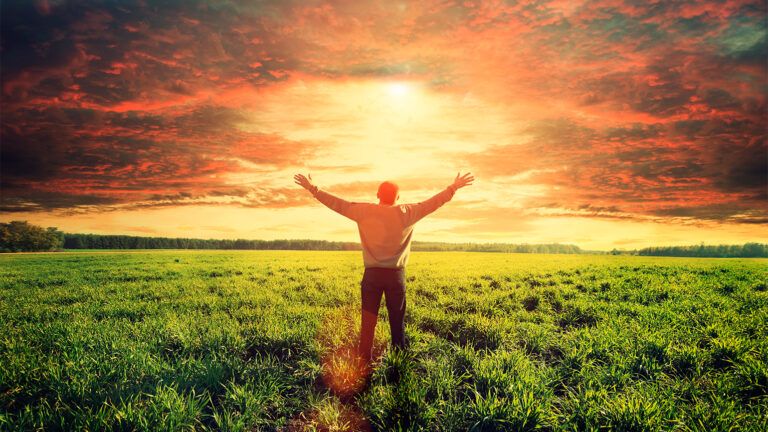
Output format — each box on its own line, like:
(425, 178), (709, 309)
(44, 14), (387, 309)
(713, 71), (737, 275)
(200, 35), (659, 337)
(1, 251), (766, 431)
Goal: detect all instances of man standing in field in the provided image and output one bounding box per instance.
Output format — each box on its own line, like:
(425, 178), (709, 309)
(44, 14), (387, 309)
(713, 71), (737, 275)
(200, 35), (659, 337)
(294, 172), (474, 364)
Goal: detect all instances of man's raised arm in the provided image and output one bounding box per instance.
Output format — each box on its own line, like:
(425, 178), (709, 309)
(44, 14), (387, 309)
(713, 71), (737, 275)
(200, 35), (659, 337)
(294, 173), (359, 221)
(402, 172), (474, 226)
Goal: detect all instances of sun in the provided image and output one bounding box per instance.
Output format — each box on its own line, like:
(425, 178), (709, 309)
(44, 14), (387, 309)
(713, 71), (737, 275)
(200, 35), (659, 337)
(387, 82), (410, 98)
(239, 77), (505, 181)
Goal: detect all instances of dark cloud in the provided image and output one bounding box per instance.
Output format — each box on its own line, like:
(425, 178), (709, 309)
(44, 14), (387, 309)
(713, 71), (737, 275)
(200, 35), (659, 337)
(653, 203), (768, 224)
(0, 104), (317, 211)
(0, 191), (121, 213)
(713, 139), (768, 192)
(604, 124), (663, 141)
(1, 0), (297, 108)
(702, 88), (741, 110)
(461, 115), (767, 223)
(717, 15), (768, 63)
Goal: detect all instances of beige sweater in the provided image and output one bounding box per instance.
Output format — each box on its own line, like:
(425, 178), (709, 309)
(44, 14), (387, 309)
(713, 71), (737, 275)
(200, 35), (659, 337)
(311, 186), (456, 268)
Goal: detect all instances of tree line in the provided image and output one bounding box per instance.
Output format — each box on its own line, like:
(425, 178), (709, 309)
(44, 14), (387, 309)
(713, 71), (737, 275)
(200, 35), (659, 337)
(637, 243), (767, 258)
(63, 233), (360, 251)
(60, 234), (584, 254)
(0, 221), (64, 252)
(1, 221), (765, 257)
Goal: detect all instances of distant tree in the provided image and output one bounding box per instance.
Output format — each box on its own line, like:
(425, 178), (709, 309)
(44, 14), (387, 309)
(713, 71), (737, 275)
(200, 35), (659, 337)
(59, 233), (589, 254)
(638, 243), (768, 258)
(0, 221), (64, 252)
(742, 243), (767, 257)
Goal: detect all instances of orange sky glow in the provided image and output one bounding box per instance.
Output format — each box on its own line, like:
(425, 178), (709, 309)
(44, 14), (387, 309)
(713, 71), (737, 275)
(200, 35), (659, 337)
(1, 0), (766, 249)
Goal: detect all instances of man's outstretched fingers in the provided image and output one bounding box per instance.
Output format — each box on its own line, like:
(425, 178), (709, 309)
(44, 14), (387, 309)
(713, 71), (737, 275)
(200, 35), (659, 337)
(452, 172), (474, 189)
(294, 173), (314, 191)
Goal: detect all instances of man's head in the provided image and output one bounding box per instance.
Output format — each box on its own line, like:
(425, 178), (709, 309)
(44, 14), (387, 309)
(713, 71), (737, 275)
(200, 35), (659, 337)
(377, 181), (399, 205)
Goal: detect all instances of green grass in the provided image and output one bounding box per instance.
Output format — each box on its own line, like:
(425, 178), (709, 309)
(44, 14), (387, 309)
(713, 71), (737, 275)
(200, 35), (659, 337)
(1, 251), (766, 431)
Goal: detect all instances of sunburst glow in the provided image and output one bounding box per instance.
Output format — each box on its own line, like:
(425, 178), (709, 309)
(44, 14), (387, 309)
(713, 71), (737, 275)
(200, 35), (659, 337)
(387, 82), (410, 98)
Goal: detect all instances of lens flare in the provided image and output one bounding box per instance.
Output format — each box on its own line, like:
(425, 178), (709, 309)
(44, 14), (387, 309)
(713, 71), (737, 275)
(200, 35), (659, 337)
(314, 306), (387, 399)
(321, 344), (369, 398)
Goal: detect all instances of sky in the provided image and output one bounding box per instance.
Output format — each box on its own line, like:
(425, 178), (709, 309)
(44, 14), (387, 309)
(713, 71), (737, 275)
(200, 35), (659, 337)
(1, 0), (766, 250)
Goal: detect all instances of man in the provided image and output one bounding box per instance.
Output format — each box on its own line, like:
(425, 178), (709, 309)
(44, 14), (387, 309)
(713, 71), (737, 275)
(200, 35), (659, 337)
(294, 172), (474, 364)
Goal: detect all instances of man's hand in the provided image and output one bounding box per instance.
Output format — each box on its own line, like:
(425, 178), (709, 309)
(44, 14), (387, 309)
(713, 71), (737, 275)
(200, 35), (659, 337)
(450, 172), (475, 191)
(294, 173), (316, 192)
